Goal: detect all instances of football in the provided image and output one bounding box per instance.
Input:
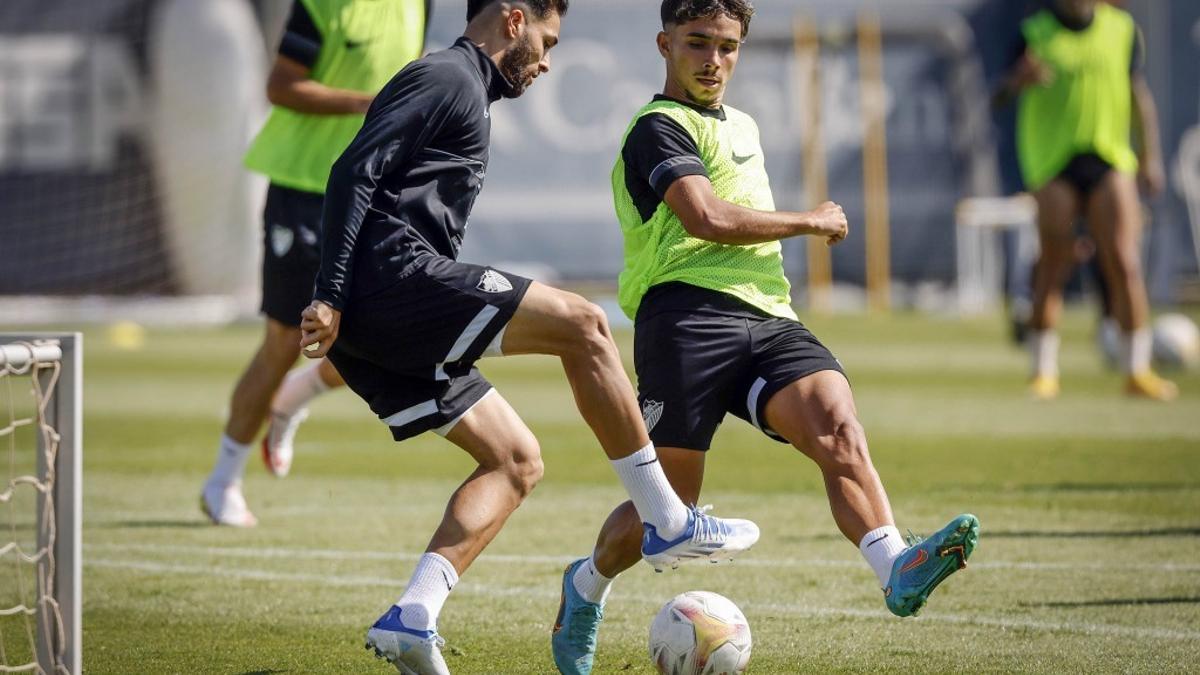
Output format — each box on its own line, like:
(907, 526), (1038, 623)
(1152, 313), (1200, 370)
(648, 591), (752, 675)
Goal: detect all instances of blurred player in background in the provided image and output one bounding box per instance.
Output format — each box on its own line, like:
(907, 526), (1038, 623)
(549, 2), (979, 672)
(297, 1), (759, 671)
(202, 0), (431, 527)
(995, 0), (1176, 400)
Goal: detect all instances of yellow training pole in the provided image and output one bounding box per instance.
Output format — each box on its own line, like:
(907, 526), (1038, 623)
(858, 10), (891, 312)
(795, 15), (832, 313)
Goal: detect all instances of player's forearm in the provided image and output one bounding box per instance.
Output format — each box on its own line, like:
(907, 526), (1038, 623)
(312, 165), (375, 310)
(267, 77), (373, 116)
(689, 202), (823, 245)
(991, 74), (1023, 110)
(1131, 79), (1163, 166)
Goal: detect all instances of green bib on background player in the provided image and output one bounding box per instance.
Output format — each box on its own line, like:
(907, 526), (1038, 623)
(244, 0), (425, 194)
(613, 100), (796, 321)
(1017, 4), (1138, 191)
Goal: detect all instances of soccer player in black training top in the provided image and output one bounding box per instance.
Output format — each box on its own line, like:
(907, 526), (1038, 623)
(298, 1), (760, 672)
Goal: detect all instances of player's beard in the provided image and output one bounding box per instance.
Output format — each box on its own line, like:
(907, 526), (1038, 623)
(499, 32), (537, 99)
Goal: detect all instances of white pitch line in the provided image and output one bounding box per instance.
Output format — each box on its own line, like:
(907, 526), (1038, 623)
(86, 542), (1200, 574)
(84, 557), (1200, 643)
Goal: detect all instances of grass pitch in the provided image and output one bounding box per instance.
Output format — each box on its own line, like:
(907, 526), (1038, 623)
(6, 310), (1200, 673)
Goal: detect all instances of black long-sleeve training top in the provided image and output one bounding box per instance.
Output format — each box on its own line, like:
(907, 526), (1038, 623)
(313, 37), (511, 311)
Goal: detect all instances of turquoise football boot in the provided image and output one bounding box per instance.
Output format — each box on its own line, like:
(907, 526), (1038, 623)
(885, 514), (980, 617)
(551, 559), (604, 674)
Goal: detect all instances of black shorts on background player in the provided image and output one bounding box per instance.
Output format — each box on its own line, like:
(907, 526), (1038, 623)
(328, 257), (531, 441)
(1054, 152), (1114, 198)
(634, 282), (844, 451)
(261, 184), (323, 326)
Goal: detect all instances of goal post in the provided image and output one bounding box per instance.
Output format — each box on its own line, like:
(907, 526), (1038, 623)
(0, 335), (82, 675)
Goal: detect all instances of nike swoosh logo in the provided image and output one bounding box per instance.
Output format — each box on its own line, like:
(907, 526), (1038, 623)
(634, 458), (659, 467)
(732, 152), (756, 164)
(442, 570), (454, 591)
(899, 548), (929, 574)
(866, 533), (889, 547)
(345, 39), (371, 49)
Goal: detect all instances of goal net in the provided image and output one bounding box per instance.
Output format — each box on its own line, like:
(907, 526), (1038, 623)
(0, 336), (81, 675)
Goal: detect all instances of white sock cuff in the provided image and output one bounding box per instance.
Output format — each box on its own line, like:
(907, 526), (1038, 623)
(221, 433), (251, 454)
(572, 555), (616, 605)
(1122, 327), (1153, 375)
(420, 552), (458, 587)
(209, 434), (253, 487)
(1030, 330), (1060, 377)
(611, 443), (656, 470)
(859, 525), (906, 587)
(859, 526), (905, 557)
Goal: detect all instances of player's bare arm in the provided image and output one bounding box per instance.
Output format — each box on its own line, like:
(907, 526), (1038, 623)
(1131, 73), (1165, 197)
(267, 55), (374, 115)
(992, 51), (1052, 109)
(299, 300), (340, 358)
(663, 174), (848, 245)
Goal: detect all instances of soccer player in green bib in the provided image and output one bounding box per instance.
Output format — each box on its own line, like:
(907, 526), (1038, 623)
(996, 0), (1175, 401)
(202, 0), (429, 526)
(550, 2), (979, 672)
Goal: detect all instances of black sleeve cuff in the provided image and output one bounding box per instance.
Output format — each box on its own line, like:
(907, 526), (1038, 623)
(649, 156), (708, 197)
(279, 32), (321, 67)
(279, 1), (322, 67)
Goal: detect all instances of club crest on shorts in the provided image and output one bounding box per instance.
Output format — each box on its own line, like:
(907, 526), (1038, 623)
(270, 224), (293, 257)
(477, 269), (512, 293)
(641, 399), (664, 432)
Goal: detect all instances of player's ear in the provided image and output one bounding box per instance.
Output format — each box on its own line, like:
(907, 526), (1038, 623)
(504, 6), (526, 40)
(656, 31), (670, 58)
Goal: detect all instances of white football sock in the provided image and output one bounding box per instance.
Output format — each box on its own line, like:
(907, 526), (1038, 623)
(571, 555), (615, 605)
(1120, 328), (1152, 375)
(208, 434), (251, 486)
(611, 444), (689, 539)
(859, 525), (907, 587)
(271, 362), (329, 417)
(396, 552), (458, 631)
(1029, 329), (1060, 378)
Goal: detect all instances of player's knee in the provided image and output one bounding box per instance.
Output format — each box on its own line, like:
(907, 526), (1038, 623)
(562, 298), (614, 358)
(505, 441), (544, 497)
(816, 415), (869, 472)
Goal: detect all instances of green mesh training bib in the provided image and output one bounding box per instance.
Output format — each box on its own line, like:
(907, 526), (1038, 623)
(1017, 4), (1139, 191)
(244, 0), (425, 194)
(613, 100), (796, 321)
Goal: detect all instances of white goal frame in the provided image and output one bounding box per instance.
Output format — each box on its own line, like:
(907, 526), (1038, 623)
(0, 334), (81, 675)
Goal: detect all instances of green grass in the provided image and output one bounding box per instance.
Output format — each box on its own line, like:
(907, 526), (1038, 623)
(5, 310), (1200, 673)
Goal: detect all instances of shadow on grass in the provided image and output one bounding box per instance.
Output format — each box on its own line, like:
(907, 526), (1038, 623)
(781, 526), (1200, 543)
(1026, 596), (1200, 608)
(93, 520), (211, 529)
(238, 670), (289, 675)
(987, 527), (1200, 539)
(1017, 483), (1199, 493)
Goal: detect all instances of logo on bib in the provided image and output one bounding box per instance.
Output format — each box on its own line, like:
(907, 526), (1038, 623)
(477, 269), (513, 293)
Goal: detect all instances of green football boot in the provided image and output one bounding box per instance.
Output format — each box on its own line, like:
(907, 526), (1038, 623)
(885, 514), (979, 617)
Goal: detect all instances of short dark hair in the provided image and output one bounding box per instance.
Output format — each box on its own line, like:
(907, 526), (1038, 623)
(660, 0), (754, 38)
(467, 0), (569, 22)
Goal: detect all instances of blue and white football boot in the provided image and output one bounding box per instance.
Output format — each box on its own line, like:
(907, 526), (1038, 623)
(365, 605), (450, 675)
(641, 505), (760, 572)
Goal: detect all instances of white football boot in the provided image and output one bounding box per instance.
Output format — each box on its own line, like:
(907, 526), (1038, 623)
(261, 408), (307, 477)
(199, 481), (257, 528)
(641, 505), (759, 572)
(365, 605), (450, 675)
